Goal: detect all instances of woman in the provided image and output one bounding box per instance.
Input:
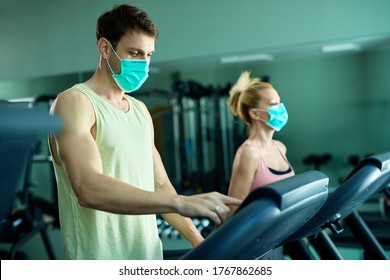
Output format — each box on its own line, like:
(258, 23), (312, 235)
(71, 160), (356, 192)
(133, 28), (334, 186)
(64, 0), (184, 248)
(227, 71), (294, 259)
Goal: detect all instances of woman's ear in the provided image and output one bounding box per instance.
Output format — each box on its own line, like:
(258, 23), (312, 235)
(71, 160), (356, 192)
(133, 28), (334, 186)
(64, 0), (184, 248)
(249, 109), (261, 120)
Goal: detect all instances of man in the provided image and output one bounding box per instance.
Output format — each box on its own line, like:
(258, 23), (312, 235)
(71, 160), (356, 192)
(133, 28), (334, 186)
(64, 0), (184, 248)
(48, 4), (240, 260)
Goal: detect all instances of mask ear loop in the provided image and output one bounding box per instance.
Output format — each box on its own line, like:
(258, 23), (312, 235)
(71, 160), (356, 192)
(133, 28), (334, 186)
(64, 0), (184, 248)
(250, 108), (270, 122)
(106, 59), (116, 75)
(108, 41), (121, 60)
(106, 41), (121, 75)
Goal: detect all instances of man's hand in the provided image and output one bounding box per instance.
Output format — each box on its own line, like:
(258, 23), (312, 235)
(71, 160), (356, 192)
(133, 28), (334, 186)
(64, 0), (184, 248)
(176, 192), (242, 226)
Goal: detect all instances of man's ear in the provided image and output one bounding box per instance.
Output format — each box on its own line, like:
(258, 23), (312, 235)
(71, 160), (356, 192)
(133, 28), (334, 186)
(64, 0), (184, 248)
(97, 37), (110, 59)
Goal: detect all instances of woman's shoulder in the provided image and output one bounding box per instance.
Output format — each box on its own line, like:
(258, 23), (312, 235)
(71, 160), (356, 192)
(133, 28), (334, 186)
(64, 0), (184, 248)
(233, 142), (260, 173)
(238, 141), (261, 160)
(273, 139), (287, 154)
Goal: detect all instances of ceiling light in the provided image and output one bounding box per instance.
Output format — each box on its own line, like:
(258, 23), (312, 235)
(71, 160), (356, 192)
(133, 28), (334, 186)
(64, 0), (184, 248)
(321, 43), (361, 53)
(220, 53), (274, 64)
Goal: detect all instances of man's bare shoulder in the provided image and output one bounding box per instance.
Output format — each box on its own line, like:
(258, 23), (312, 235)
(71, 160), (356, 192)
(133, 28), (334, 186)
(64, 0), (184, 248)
(51, 87), (92, 114)
(54, 87), (89, 106)
(50, 86), (95, 130)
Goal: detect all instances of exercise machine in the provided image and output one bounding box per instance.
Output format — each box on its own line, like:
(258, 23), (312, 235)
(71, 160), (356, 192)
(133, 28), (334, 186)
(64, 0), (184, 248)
(282, 152), (390, 260)
(177, 170), (329, 259)
(0, 104), (61, 259)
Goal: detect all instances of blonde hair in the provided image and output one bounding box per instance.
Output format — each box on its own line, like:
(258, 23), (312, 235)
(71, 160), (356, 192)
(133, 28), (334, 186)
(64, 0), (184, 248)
(228, 71), (273, 125)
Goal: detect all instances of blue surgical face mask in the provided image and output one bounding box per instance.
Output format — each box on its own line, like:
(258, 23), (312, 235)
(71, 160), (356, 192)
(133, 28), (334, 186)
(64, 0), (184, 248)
(106, 43), (149, 92)
(257, 103), (288, 131)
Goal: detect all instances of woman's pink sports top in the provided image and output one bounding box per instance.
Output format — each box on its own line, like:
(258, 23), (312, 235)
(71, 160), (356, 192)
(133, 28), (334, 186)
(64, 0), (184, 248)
(242, 139), (295, 191)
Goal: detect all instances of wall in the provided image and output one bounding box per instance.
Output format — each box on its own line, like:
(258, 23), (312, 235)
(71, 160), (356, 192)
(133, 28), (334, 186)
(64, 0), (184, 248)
(1, 0), (390, 259)
(1, 0), (390, 80)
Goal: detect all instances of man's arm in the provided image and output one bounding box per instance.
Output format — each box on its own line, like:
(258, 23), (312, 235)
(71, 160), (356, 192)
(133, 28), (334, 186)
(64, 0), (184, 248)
(153, 146), (204, 247)
(50, 89), (179, 214)
(50, 90), (241, 224)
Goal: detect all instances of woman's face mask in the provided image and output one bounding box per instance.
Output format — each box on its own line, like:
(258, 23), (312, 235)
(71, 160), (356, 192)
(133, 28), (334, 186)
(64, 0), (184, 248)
(106, 42), (149, 93)
(255, 103), (288, 131)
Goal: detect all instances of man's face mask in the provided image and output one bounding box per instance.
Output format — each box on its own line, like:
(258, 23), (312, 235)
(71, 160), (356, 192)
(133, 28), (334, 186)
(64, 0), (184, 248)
(256, 103), (288, 131)
(106, 42), (149, 93)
